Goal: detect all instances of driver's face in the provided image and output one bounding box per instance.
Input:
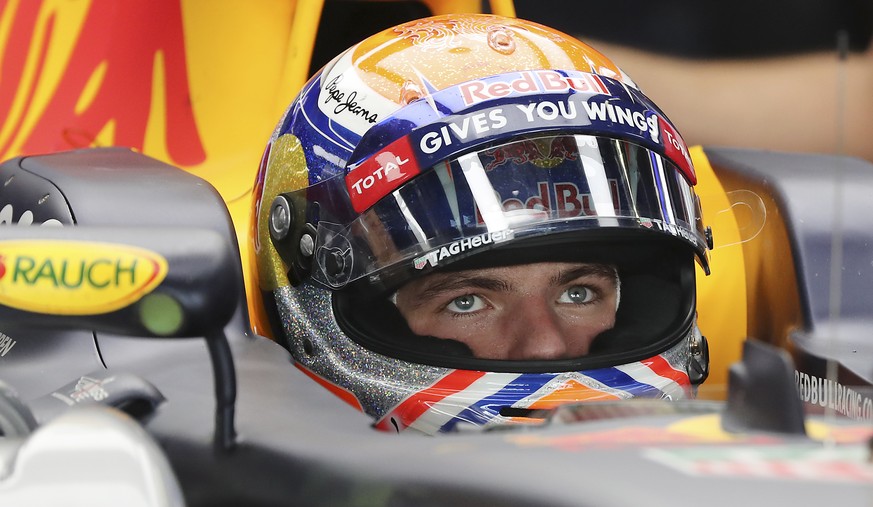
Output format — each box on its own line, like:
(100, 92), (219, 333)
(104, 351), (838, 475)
(394, 262), (618, 361)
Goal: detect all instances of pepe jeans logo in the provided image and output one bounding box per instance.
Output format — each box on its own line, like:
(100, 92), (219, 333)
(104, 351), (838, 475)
(0, 240), (168, 315)
(322, 74), (379, 124)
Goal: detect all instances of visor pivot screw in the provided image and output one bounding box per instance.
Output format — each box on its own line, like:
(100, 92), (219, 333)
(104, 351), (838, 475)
(299, 233), (315, 258)
(705, 226), (714, 250)
(325, 249), (346, 276)
(269, 196), (292, 241)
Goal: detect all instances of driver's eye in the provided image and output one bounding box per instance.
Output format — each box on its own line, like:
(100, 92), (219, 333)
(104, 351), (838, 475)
(446, 294), (486, 313)
(559, 285), (596, 305)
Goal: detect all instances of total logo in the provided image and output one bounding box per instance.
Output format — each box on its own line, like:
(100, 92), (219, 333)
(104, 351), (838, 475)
(0, 240), (168, 315)
(349, 151), (411, 194)
(346, 136), (421, 212)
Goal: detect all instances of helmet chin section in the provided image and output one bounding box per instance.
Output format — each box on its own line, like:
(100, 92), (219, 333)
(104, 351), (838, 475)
(373, 329), (699, 435)
(274, 278), (703, 435)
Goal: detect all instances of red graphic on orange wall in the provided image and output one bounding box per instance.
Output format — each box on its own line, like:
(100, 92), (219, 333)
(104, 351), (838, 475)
(0, 0), (205, 166)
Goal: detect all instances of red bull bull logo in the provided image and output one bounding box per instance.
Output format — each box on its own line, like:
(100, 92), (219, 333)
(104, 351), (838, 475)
(485, 137), (579, 170)
(477, 139), (621, 220)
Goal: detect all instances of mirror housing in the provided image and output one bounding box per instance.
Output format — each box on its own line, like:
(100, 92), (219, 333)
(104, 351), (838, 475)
(0, 226), (238, 338)
(0, 226), (241, 450)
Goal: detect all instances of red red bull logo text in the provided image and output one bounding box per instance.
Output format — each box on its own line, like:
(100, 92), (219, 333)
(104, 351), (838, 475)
(459, 70), (609, 107)
(476, 181), (620, 223)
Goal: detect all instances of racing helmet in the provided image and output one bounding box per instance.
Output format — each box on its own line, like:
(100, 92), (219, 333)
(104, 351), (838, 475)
(252, 14), (713, 434)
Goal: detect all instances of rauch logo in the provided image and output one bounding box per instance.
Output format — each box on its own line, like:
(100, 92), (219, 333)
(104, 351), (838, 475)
(0, 240), (168, 315)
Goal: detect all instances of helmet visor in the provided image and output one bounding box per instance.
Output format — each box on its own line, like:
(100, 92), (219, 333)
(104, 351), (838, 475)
(312, 134), (708, 289)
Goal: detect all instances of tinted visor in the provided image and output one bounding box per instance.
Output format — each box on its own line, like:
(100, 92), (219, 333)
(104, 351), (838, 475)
(313, 135), (708, 290)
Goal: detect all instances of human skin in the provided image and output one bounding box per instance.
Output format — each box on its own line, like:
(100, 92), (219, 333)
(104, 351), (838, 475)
(394, 262), (618, 360)
(588, 41), (873, 164)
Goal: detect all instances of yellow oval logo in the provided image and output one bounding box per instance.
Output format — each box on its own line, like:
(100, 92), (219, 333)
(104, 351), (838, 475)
(0, 240), (168, 315)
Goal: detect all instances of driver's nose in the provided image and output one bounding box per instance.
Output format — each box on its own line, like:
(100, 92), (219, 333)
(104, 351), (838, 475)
(503, 297), (576, 360)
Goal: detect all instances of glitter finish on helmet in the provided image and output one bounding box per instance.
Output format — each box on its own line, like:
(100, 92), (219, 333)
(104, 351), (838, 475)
(274, 282), (447, 417)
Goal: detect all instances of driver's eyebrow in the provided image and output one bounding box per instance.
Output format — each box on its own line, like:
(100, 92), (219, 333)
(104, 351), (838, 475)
(409, 274), (512, 307)
(550, 264), (617, 286)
